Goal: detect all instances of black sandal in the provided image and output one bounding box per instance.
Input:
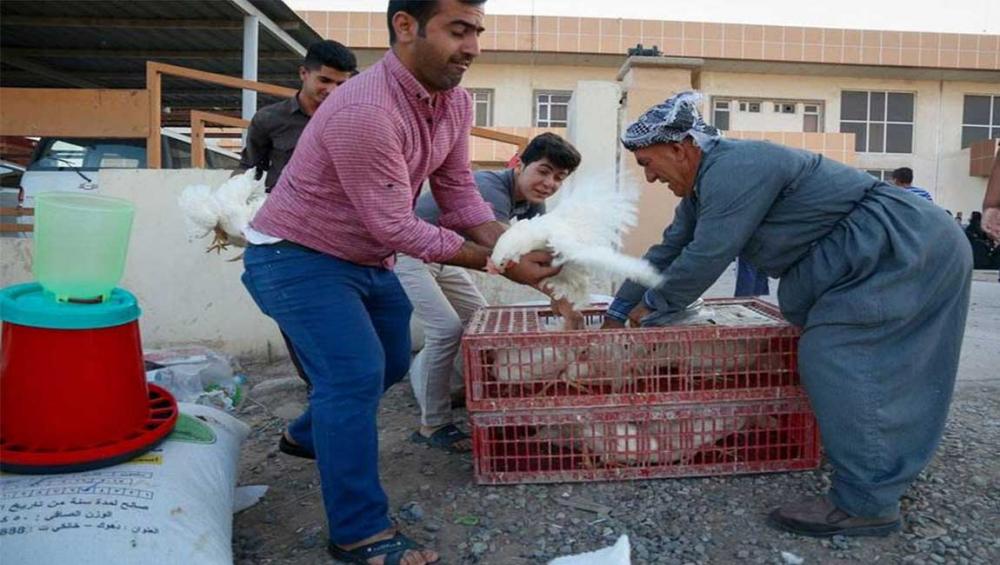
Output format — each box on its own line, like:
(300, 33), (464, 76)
(327, 532), (438, 565)
(409, 423), (471, 453)
(278, 433), (315, 460)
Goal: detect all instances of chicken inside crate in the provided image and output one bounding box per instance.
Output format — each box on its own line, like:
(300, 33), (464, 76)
(470, 398), (821, 485)
(462, 298), (802, 409)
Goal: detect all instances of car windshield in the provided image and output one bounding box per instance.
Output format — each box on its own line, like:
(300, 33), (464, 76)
(28, 138), (146, 171)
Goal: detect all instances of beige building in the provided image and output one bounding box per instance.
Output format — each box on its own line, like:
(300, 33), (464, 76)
(303, 11), (999, 232)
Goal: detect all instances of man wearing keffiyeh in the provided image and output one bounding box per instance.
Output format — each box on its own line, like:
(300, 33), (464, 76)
(619, 90), (722, 149)
(606, 91), (972, 539)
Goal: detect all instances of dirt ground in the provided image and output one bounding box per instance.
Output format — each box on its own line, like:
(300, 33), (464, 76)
(230, 356), (999, 565)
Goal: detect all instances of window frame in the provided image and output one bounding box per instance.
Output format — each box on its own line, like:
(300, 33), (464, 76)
(710, 97), (824, 132)
(803, 104), (822, 133)
(713, 100), (731, 131)
(533, 90), (573, 128)
(840, 90), (915, 154)
(468, 88), (495, 128)
(863, 168), (896, 182)
(960, 93), (1000, 149)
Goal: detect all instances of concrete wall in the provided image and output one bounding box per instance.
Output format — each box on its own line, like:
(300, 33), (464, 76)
(725, 101), (815, 132)
(565, 80), (622, 196)
(462, 63), (618, 127)
(113, 169), (280, 358)
(0, 238), (33, 287)
(0, 170), (581, 360)
(699, 71), (998, 213)
(617, 63), (697, 256)
(0, 170), (287, 360)
(936, 81), (996, 216)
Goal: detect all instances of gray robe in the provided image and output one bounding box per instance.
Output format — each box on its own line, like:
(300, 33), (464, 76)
(616, 138), (972, 517)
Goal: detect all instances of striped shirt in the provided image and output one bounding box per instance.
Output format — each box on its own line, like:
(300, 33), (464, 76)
(250, 50), (494, 268)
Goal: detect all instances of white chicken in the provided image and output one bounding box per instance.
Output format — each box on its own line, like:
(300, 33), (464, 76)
(633, 338), (785, 382)
(489, 310), (787, 397)
(491, 342), (631, 395)
(487, 180), (663, 309)
(492, 346), (574, 384)
(178, 169), (267, 253)
(537, 415), (754, 468)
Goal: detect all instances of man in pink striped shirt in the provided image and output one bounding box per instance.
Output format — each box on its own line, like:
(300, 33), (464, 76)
(242, 1), (555, 563)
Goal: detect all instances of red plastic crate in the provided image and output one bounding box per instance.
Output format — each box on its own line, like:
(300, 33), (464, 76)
(470, 397), (821, 485)
(462, 298), (801, 411)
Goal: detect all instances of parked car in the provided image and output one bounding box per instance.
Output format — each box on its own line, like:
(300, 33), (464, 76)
(19, 131), (240, 209)
(0, 161), (27, 238)
(0, 160), (25, 189)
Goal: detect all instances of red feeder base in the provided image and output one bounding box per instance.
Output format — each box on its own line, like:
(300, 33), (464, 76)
(1, 284), (179, 474)
(0, 384), (178, 474)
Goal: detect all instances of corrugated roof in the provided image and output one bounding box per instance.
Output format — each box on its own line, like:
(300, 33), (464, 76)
(0, 0), (320, 123)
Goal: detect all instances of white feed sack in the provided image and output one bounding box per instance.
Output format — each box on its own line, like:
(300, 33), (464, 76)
(0, 404), (249, 565)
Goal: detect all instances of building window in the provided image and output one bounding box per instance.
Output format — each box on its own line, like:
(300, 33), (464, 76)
(840, 91), (914, 153)
(715, 97), (823, 132)
(713, 100), (730, 131)
(803, 104), (821, 132)
(534, 90), (572, 127)
(864, 168), (895, 182)
(468, 89), (493, 127)
(961, 94), (1000, 148)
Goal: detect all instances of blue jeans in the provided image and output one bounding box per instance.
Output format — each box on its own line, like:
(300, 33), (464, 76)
(735, 256), (770, 297)
(241, 242), (412, 545)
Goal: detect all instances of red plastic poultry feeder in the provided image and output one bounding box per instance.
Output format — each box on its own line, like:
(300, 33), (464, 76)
(0, 283), (178, 474)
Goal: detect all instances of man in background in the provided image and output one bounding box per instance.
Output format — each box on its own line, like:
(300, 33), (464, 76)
(237, 39), (357, 191)
(735, 256), (770, 297)
(983, 155), (1000, 282)
(398, 132), (582, 453)
(890, 167), (933, 202)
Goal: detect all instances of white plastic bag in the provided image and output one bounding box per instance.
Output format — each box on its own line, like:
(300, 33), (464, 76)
(144, 346), (243, 411)
(0, 404), (250, 565)
(549, 534), (631, 565)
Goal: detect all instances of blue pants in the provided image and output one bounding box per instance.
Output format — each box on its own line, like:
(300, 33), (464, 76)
(735, 256), (770, 297)
(779, 186), (971, 518)
(241, 242), (412, 545)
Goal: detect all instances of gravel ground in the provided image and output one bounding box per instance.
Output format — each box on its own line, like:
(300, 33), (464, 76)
(231, 367), (999, 565)
(231, 276), (1000, 564)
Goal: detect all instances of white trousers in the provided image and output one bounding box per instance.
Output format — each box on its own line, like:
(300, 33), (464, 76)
(395, 254), (487, 426)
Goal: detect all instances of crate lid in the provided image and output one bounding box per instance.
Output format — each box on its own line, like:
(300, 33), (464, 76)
(0, 282), (140, 329)
(466, 298), (790, 337)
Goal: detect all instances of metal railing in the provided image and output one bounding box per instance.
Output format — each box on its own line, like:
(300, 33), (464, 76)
(145, 61), (295, 168)
(146, 61), (530, 170)
(0, 206), (33, 234)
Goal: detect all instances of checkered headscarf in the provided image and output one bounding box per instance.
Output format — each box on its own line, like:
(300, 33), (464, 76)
(621, 91), (721, 151)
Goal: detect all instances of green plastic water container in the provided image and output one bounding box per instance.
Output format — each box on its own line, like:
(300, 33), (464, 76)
(32, 192), (135, 303)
